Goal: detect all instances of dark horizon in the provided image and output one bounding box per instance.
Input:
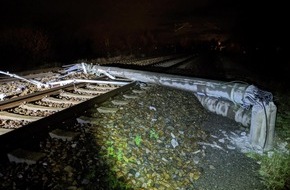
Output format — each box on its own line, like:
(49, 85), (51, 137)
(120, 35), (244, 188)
(0, 0), (289, 74)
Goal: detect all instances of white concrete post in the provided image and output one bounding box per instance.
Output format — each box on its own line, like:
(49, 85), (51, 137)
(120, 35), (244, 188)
(250, 102), (277, 150)
(194, 94), (251, 127)
(62, 63), (277, 150)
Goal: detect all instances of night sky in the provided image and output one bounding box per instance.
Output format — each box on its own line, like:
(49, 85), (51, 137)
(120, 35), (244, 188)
(0, 0), (289, 72)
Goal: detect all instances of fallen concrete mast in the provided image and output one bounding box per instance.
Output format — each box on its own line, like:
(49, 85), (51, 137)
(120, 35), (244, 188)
(65, 63), (276, 151)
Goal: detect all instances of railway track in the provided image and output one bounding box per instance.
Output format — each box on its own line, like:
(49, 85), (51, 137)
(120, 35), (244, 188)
(103, 54), (195, 73)
(0, 54), (269, 189)
(0, 80), (130, 129)
(0, 71), (145, 158)
(0, 54), (193, 150)
(0, 53), (231, 159)
(0, 53), (218, 146)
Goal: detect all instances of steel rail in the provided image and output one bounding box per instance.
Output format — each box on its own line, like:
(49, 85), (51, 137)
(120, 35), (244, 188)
(0, 83), (86, 110)
(0, 81), (137, 159)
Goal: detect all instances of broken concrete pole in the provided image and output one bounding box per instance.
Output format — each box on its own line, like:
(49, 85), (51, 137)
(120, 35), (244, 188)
(78, 66), (246, 103)
(63, 63), (277, 151)
(250, 102), (277, 151)
(195, 94), (251, 127)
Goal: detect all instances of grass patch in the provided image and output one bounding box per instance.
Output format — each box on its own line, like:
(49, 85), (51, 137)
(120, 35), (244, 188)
(276, 111), (290, 145)
(247, 146), (290, 190)
(259, 151), (290, 190)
